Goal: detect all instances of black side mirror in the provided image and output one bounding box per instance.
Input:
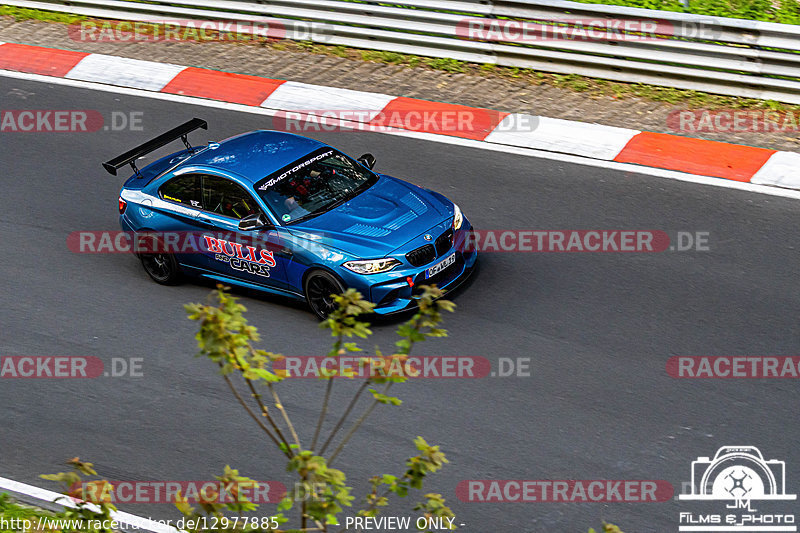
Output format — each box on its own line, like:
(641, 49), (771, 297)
(239, 213), (272, 231)
(357, 153), (376, 169)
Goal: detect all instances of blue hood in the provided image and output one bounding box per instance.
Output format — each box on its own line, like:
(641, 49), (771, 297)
(288, 175), (452, 257)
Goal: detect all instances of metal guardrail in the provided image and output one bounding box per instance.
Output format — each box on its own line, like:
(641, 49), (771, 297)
(4, 0), (800, 103)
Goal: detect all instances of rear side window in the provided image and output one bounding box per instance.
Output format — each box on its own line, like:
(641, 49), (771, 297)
(159, 175), (201, 208)
(202, 175), (260, 220)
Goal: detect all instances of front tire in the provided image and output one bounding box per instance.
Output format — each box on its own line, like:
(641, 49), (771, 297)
(304, 270), (345, 320)
(140, 252), (182, 285)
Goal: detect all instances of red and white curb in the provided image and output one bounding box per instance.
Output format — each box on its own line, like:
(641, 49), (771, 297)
(0, 42), (799, 190)
(0, 475), (178, 533)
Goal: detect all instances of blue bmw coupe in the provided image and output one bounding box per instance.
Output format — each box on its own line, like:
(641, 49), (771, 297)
(105, 119), (477, 318)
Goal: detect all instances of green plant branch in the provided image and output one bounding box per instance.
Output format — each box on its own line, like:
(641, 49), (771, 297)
(219, 367), (288, 456)
(243, 373), (297, 456)
(327, 382), (392, 466)
(311, 378), (334, 452)
(318, 380), (371, 456)
(312, 331), (345, 452)
(267, 382), (302, 450)
(225, 344), (297, 457)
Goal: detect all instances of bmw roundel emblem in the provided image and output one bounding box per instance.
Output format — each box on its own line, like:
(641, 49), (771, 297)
(424, 234), (433, 241)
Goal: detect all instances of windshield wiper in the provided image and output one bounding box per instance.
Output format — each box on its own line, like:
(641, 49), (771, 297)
(320, 195), (350, 214)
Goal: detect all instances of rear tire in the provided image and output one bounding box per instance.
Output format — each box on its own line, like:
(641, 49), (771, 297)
(140, 251), (182, 285)
(304, 270), (345, 320)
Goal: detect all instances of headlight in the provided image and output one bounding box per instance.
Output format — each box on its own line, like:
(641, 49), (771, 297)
(343, 258), (401, 275)
(452, 204), (463, 230)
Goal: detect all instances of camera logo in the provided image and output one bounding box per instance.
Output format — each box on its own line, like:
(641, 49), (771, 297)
(681, 446), (795, 502)
(678, 446), (796, 532)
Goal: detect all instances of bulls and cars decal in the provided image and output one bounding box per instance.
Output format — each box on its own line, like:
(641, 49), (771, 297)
(203, 235), (277, 277)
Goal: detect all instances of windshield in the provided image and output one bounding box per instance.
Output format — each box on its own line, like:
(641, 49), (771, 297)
(255, 148), (377, 224)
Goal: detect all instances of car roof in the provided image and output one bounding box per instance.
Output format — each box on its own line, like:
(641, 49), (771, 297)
(183, 130), (328, 184)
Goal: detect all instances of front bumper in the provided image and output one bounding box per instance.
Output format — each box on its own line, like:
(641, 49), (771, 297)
(339, 220), (477, 315)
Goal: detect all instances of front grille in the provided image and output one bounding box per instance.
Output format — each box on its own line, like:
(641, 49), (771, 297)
(435, 228), (454, 256)
(406, 244), (436, 267)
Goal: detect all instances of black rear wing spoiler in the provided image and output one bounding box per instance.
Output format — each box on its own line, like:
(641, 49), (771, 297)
(102, 118), (208, 176)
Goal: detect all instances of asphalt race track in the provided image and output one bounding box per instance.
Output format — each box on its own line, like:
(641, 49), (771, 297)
(1, 77), (799, 532)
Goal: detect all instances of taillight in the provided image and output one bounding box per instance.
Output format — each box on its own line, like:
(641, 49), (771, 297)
(118, 197), (127, 214)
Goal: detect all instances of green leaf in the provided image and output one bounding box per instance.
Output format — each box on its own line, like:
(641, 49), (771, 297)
(277, 496), (294, 512)
(369, 388), (402, 405)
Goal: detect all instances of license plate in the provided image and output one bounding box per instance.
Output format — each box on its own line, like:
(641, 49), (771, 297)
(426, 253), (456, 279)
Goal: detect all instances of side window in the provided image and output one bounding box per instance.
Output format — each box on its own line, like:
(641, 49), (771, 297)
(159, 175), (201, 208)
(202, 175), (260, 220)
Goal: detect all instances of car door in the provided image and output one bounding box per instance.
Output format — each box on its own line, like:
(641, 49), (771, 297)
(197, 174), (291, 290)
(153, 174), (208, 271)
